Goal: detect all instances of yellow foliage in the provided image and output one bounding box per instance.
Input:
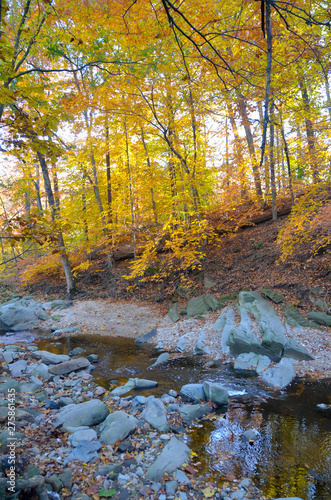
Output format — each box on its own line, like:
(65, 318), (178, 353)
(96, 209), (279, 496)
(20, 253), (63, 284)
(125, 215), (213, 282)
(277, 182), (331, 262)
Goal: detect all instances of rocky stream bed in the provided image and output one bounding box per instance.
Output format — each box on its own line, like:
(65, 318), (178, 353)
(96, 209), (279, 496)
(0, 290), (331, 500)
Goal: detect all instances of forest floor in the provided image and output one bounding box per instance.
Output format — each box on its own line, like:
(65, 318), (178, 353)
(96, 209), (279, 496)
(19, 211), (330, 308)
(17, 211), (331, 380)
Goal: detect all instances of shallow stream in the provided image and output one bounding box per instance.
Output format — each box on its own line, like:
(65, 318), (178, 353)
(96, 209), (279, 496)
(30, 332), (331, 499)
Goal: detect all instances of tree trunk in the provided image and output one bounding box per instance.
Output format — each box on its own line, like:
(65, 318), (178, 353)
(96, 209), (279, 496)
(237, 93), (263, 200)
(37, 152), (75, 296)
(141, 126), (158, 225)
(269, 99), (277, 221)
(280, 124), (294, 205)
(299, 81), (319, 182)
(106, 116), (112, 224)
(124, 119), (136, 260)
(228, 102), (247, 196)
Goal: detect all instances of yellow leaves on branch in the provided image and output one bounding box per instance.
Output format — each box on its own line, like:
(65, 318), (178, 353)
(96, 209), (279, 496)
(124, 215), (213, 283)
(277, 182), (331, 262)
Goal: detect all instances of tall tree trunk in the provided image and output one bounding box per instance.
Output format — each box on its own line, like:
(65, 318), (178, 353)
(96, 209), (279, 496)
(33, 163), (43, 215)
(269, 99), (277, 221)
(299, 81), (319, 182)
(124, 119), (136, 260)
(105, 116), (112, 224)
(83, 110), (108, 237)
(280, 124), (294, 205)
(140, 126), (158, 224)
(165, 85), (199, 213)
(259, 0), (273, 174)
(37, 152), (75, 296)
(227, 103), (247, 197)
(237, 93), (263, 200)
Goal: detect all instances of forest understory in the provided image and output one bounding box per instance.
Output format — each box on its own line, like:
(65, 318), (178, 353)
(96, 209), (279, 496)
(4, 206), (330, 316)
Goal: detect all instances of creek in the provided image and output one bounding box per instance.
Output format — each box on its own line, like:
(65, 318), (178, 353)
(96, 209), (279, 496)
(30, 332), (331, 500)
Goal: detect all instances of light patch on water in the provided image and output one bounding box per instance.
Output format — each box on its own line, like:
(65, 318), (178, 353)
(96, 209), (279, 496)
(228, 389), (246, 396)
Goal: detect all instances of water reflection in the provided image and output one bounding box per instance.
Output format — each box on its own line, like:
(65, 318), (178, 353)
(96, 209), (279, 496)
(34, 332), (331, 500)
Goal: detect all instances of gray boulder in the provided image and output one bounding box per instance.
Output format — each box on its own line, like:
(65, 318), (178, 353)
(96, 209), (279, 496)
(169, 302), (180, 323)
(43, 300), (73, 310)
(0, 298), (47, 331)
(193, 341), (210, 355)
(142, 396), (169, 432)
(179, 404), (212, 423)
(54, 400), (109, 429)
(48, 358), (90, 376)
(261, 358), (296, 389)
(175, 335), (188, 353)
(64, 440), (102, 464)
(98, 411), (139, 445)
(203, 275), (216, 289)
(109, 379), (135, 397)
(228, 308), (269, 357)
(8, 360), (27, 377)
(213, 307), (236, 355)
(179, 383), (206, 403)
(238, 291), (287, 356)
(233, 353), (271, 375)
(134, 378), (158, 389)
(148, 352), (170, 369)
(282, 305), (319, 329)
(261, 288), (285, 303)
(31, 363), (50, 380)
(187, 294), (220, 317)
(68, 429), (97, 447)
(203, 381), (228, 406)
(283, 337), (314, 361)
(307, 312), (331, 327)
(193, 325), (211, 355)
(0, 377), (20, 393)
(0, 429), (25, 450)
(146, 437), (190, 481)
(32, 350), (70, 365)
(3, 351), (18, 363)
(135, 328), (157, 343)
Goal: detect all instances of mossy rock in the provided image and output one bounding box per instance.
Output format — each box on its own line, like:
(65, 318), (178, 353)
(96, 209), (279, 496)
(282, 304), (321, 329)
(262, 288), (285, 304)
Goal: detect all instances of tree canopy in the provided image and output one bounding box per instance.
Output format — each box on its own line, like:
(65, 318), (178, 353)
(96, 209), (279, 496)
(0, 0), (330, 294)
